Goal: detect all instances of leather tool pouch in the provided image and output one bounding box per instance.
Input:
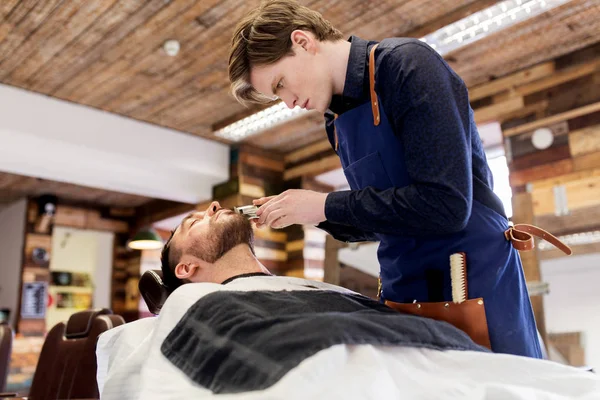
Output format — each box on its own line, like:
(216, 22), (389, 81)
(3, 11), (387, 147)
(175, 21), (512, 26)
(385, 297), (492, 349)
(383, 224), (572, 350)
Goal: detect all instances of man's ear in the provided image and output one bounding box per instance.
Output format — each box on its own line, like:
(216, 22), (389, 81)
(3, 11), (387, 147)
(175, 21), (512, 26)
(174, 262), (199, 280)
(290, 30), (316, 54)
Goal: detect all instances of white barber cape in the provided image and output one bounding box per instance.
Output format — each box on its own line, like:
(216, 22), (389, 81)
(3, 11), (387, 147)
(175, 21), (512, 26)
(96, 276), (600, 400)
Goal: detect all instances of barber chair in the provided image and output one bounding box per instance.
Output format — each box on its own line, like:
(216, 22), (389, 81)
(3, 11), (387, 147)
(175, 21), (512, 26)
(0, 309), (124, 400)
(139, 270), (170, 315)
(0, 324), (12, 393)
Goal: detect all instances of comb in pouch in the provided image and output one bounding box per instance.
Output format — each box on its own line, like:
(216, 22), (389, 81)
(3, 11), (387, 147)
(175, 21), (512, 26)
(450, 252), (468, 304)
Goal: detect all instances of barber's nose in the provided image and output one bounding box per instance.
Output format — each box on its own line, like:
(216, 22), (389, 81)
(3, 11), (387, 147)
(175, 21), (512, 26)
(206, 201), (221, 216)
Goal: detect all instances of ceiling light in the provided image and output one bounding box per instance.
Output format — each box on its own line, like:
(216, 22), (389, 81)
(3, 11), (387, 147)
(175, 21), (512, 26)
(163, 39), (180, 56)
(128, 227), (164, 250)
(531, 127), (554, 149)
(214, 102), (306, 142)
(215, 0), (571, 142)
(424, 0), (571, 56)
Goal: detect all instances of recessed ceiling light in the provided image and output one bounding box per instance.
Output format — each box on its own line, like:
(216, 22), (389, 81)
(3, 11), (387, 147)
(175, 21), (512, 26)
(163, 39), (180, 56)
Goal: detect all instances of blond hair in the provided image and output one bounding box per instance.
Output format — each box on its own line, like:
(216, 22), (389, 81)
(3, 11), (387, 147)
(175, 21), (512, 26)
(228, 0), (343, 107)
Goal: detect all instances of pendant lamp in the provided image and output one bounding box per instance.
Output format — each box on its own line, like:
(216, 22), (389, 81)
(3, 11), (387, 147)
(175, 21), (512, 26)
(127, 226), (164, 250)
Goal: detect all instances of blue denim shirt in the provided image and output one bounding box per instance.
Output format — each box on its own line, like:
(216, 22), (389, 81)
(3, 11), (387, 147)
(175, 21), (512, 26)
(317, 36), (505, 242)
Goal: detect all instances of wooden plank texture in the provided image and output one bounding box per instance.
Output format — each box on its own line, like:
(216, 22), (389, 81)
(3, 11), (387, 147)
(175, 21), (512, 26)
(504, 101), (600, 138)
(569, 125), (600, 157)
(509, 159), (574, 188)
(474, 96), (524, 124)
(515, 59), (600, 97)
(536, 204), (600, 236)
(0, 0), (599, 156)
(531, 176), (600, 216)
(469, 62), (555, 101)
(284, 155), (342, 181)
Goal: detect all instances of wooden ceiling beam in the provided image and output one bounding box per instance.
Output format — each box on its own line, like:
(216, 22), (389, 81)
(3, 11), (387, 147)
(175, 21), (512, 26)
(536, 204), (600, 237)
(515, 59), (600, 98)
(469, 57), (600, 105)
(474, 96), (524, 124)
(504, 101), (600, 138)
(469, 62), (555, 102)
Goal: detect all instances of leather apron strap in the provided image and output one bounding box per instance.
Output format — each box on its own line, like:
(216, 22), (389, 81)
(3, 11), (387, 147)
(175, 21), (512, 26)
(332, 43), (380, 148)
(505, 224), (572, 255)
(368, 44), (380, 126)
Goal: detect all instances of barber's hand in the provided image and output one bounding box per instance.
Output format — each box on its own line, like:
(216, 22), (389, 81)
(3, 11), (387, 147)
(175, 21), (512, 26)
(253, 189), (328, 229)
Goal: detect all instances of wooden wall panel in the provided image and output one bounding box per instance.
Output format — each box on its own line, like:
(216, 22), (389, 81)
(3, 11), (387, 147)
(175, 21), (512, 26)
(569, 125), (600, 157)
(531, 175), (600, 216)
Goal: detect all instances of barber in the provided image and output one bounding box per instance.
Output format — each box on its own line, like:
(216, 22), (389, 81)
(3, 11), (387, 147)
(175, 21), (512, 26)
(228, 0), (546, 358)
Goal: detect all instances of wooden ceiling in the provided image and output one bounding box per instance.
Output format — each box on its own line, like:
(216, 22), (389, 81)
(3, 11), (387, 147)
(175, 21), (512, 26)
(1, 0), (600, 209)
(0, 170), (153, 208)
(1, 0), (598, 154)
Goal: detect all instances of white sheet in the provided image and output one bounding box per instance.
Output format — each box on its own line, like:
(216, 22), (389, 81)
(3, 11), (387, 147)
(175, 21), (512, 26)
(97, 276), (600, 399)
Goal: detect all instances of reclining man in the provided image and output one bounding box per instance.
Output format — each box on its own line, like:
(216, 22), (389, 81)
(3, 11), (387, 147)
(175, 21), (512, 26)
(159, 201), (272, 291)
(97, 201), (600, 399)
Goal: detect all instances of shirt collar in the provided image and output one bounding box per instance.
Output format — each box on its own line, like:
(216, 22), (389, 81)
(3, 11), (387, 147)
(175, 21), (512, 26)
(220, 272), (273, 285)
(329, 36), (371, 114)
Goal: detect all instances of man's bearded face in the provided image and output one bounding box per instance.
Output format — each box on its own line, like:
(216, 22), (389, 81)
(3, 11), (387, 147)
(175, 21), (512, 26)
(183, 210), (254, 263)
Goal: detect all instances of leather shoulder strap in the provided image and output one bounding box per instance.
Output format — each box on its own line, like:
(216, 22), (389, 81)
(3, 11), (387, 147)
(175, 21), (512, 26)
(369, 43), (380, 126)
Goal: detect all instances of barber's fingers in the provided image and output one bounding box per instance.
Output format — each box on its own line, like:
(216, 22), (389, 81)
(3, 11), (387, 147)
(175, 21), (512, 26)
(271, 215), (291, 229)
(256, 196), (284, 225)
(250, 218), (263, 229)
(263, 207), (286, 229)
(253, 195), (276, 207)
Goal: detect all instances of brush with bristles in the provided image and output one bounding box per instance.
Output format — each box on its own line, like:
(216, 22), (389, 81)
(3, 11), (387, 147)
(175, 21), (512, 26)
(450, 252), (468, 304)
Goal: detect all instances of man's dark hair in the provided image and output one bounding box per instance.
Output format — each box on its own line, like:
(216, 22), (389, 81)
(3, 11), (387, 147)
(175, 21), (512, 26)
(160, 230), (184, 293)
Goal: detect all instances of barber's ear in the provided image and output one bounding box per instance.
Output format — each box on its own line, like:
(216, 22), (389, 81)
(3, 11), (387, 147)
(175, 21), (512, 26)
(174, 262), (199, 280)
(290, 30), (314, 53)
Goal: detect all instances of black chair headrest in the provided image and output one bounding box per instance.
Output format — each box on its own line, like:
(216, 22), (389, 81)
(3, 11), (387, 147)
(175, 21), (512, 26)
(65, 308), (112, 339)
(139, 270), (170, 315)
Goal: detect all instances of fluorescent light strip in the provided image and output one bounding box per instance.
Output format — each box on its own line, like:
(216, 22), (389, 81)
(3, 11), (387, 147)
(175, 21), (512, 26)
(423, 0), (570, 54)
(538, 230), (600, 251)
(216, 0), (571, 142)
(215, 102), (305, 141)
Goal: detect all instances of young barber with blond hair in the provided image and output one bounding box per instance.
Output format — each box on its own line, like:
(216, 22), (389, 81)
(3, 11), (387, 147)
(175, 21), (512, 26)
(228, 0), (549, 358)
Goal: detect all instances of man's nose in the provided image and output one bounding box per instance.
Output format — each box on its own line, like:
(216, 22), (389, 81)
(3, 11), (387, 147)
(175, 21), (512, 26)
(282, 95), (297, 109)
(206, 201), (221, 216)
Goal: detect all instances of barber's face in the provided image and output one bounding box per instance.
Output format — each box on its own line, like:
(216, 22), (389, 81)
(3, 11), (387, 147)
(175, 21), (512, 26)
(249, 30), (333, 113)
(175, 201), (253, 263)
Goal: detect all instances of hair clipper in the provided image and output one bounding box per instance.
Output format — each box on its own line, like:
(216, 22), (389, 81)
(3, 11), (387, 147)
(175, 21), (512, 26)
(233, 205), (259, 219)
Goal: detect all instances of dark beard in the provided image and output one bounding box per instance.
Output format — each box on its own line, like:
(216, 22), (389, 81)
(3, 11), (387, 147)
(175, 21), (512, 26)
(188, 212), (254, 263)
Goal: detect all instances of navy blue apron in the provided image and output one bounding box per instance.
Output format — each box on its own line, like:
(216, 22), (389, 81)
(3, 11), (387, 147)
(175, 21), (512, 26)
(333, 44), (543, 358)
